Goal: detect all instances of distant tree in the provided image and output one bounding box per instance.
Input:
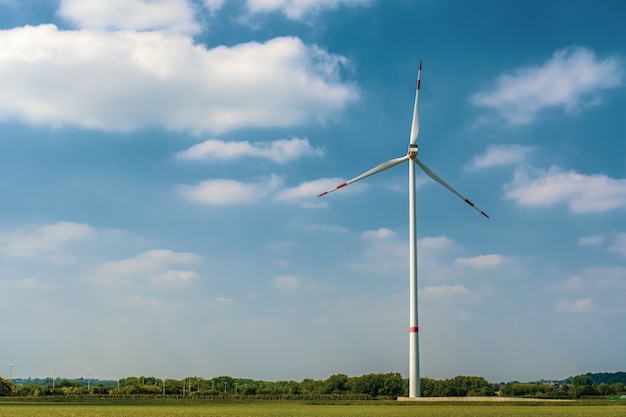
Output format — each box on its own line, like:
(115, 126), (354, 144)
(323, 374), (350, 394)
(450, 376), (495, 396)
(347, 373), (405, 398)
(300, 378), (323, 396)
(572, 374), (593, 387)
(58, 379), (81, 388)
(611, 382), (624, 395)
(0, 377), (11, 396)
(420, 377), (438, 397)
(596, 383), (612, 396)
(91, 384), (109, 395)
(571, 374), (596, 398)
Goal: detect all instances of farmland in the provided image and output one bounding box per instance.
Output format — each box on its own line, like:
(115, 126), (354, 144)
(0, 400), (624, 417)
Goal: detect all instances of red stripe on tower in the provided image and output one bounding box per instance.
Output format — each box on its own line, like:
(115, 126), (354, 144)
(410, 326), (419, 333)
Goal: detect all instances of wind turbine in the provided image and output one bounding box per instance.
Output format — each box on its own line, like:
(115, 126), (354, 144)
(318, 62), (489, 398)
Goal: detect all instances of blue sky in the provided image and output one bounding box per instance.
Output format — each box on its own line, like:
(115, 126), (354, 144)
(0, 0), (624, 384)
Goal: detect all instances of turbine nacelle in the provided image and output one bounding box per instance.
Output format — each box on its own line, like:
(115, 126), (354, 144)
(408, 144), (418, 159)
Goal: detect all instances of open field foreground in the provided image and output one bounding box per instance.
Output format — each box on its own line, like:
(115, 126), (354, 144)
(0, 401), (624, 417)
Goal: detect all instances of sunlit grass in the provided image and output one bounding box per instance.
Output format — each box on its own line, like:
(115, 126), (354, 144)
(0, 400), (624, 417)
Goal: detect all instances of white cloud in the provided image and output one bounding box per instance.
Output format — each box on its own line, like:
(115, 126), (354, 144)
(419, 236), (455, 252)
(306, 224), (350, 234)
(176, 137), (323, 163)
(468, 145), (535, 171)
(504, 166), (626, 213)
(454, 254), (507, 267)
(245, 0), (373, 20)
(93, 249), (199, 288)
(0, 222), (95, 261)
(609, 233), (626, 257)
(471, 46), (622, 125)
(203, 0), (225, 14)
(577, 235), (605, 246)
(97, 249), (198, 275)
(0, 26), (357, 133)
(149, 270), (199, 287)
(564, 266), (626, 290)
(348, 227), (405, 274)
(275, 177), (365, 208)
(422, 284), (469, 296)
(555, 298), (596, 314)
(124, 295), (168, 308)
(58, 0), (200, 34)
(0, 277), (46, 290)
(361, 228), (396, 240)
(180, 174), (283, 205)
(272, 275), (301, 291)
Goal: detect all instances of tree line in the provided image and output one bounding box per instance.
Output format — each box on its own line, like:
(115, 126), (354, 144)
(500, 374), (625, 399)
(1, 373), (624, 400)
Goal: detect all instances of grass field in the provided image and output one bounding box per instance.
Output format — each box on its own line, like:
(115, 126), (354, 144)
(1, 400), (625, 417)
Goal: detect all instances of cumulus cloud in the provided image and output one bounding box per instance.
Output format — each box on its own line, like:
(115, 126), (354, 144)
(361, 228), (396, 240)
(419, 236), (455, 252)
(610, 233), (626, 257)
(180, 174), (283, 205)
(0, 222), (95, 261)
(272, 275), (301, 291)
(468, 145), (535, 171)
(176, 137), (323, 163)
(504, 166), (626, 213)
(245, 0), (373, 19)
(454, 254), (507, 267)
(471, 46), (622, 125)
(149, 270), (199, 287)
(275, 177), (365, 208)
(93, 249), (199, 288)
(555, 298), (596, 314)
(97, 249), (198, 274)
(0, 277), (46, 290)
(422, 284), (469, 296)
(58, 0), (200, 34)
(0, 26), (357, 133)
(203, 0), (225, 14)
(563, 266), (626, 290)
(577, 235), (605, 246)
(306, 224), (350, 234)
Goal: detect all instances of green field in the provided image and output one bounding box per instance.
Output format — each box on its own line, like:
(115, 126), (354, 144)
(0, 401), (625, 417)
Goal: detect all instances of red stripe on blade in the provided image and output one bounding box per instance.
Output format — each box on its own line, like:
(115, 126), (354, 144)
(464, 199), (475, 207)
(336, 183), (348, 189)
(409, 326), (419, 333)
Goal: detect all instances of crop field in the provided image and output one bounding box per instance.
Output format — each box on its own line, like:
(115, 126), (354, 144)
(0, 401), (625, 417)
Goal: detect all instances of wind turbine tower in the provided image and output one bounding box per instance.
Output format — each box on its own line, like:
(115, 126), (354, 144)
(319, 62), (489, 398)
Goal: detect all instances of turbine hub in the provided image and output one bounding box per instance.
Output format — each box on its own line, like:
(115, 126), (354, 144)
(408, 144), (418, 159)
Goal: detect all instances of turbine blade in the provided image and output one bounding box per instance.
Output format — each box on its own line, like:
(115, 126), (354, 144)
(414, 158), (489, 218)
(319, 155), (409, 197)
(409, 61), (422, 145)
